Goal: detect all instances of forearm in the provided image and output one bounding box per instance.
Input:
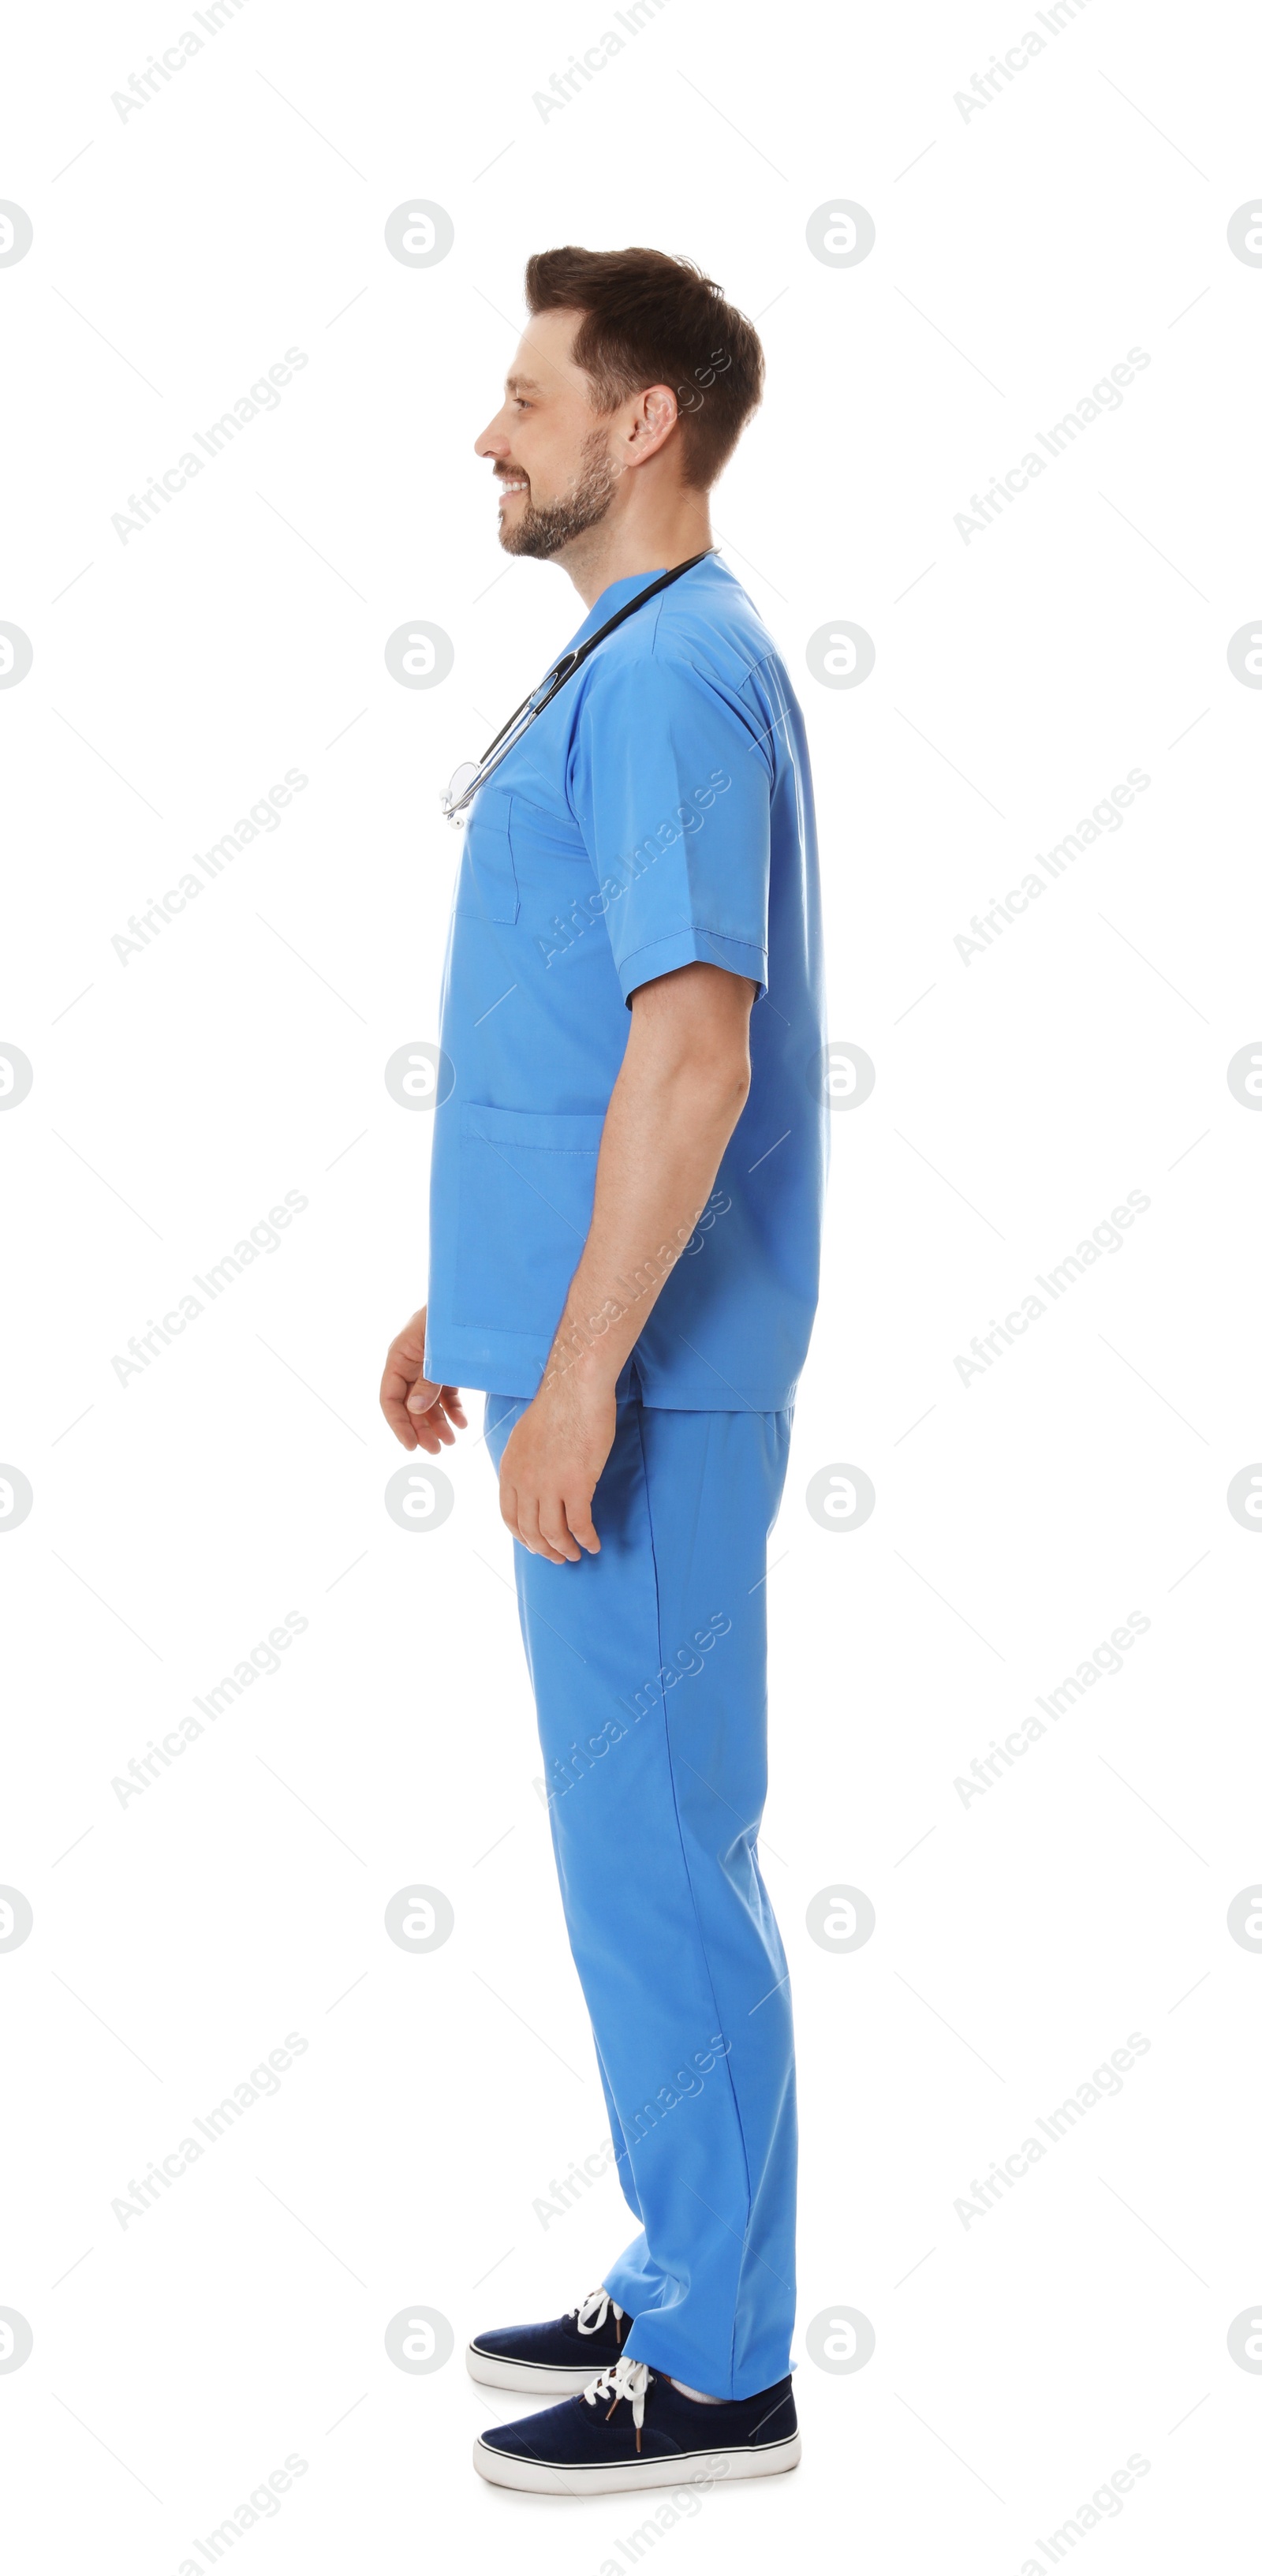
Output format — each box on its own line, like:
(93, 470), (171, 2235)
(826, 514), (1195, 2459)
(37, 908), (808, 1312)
(543, 978), (752, 1394)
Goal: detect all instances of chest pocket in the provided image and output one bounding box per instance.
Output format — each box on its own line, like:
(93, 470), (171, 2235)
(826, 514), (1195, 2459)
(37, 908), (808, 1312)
(455, 786), (520, 925)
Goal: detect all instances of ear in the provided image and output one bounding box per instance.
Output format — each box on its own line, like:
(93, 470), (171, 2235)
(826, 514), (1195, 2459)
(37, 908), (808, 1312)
(623, 382), (681, 467)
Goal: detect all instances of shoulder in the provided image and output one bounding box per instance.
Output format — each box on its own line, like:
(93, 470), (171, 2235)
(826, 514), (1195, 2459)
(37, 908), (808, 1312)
(581, 566), (782, 723)
(646, 563), (776, 682)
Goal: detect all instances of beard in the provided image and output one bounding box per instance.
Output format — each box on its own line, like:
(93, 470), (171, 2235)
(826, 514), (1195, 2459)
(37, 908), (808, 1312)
(498, 432), (618, 559)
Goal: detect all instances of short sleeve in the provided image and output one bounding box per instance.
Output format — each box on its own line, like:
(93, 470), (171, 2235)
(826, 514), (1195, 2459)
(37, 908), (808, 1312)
(573, 648), (771, 1004)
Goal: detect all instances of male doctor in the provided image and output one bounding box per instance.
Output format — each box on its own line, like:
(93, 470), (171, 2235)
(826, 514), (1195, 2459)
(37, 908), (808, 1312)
(380, 245), (826, 2497)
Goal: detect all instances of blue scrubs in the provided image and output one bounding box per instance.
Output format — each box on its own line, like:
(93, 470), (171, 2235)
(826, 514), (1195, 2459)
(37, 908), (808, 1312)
(427, 555), (825, 2397)
(424, 554), (827, 1411)
(484, 1376), (797, 2400)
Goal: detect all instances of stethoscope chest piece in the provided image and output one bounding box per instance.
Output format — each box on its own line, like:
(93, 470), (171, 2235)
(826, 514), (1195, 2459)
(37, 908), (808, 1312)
(442, 760), (480, 824)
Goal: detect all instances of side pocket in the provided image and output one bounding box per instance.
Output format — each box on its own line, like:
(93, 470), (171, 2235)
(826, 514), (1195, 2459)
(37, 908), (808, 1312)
(455, 1103), (606, 1333)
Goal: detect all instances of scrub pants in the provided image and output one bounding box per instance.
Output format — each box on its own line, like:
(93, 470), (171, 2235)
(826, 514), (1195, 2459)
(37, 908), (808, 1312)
(484, 1378), (797, 2401)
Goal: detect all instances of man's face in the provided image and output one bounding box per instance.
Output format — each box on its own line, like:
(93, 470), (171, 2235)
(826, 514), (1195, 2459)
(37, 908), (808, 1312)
(474, 308), (619, 559)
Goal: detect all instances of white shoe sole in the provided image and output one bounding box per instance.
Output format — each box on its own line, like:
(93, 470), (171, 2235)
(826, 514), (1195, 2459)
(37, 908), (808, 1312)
(472, 2430), (801, 2495)
(466, 2346), (602, 2396)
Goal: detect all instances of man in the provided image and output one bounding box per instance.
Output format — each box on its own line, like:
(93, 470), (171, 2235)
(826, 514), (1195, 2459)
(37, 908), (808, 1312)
(380, 246), (827, 2496)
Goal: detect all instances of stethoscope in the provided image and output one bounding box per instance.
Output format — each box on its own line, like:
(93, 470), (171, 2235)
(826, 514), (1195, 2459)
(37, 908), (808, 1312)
(440, 548), (715, 825)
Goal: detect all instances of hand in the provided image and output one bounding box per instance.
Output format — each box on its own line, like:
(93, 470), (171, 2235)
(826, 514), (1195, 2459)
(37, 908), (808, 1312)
(379, 1306), (468, 1455)
(499, 1359), (616, 1562)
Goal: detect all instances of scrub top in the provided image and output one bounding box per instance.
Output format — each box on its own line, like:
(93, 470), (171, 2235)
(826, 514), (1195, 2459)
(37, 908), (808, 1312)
(424, 551), (827, 1411)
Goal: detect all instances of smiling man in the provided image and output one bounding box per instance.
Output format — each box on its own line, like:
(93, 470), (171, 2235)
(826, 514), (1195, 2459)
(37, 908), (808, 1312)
(380, 246), (827, 2497)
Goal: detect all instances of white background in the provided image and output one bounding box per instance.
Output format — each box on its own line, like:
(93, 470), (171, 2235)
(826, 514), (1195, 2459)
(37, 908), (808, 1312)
(2, 0), (1261, 2567)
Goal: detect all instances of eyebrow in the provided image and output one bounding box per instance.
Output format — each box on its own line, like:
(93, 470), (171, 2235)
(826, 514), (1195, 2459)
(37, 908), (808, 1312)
(505, 373), (542, 394)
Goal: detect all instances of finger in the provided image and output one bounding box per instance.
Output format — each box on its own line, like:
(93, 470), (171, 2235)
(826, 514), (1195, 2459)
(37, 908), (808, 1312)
(538, 1504), (581, 1565)
(381, 1409), (418, 1449)
(396, 1400), (439, 1449)
(381, 1348), (433, 1435)
(516, 1494), (567, 1565)
(379, 1385), (420, 1448)
(442, 1385), (467, 1425)
(382, 1335), (428, 1389)
(381, 1339), (424, 1394)
(564, 1494), (601, 1555)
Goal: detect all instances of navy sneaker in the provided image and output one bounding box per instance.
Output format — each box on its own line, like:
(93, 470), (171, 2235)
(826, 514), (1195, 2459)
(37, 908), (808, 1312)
(473, 2354), (800, 2494)
(466, 2286), (632, 2396)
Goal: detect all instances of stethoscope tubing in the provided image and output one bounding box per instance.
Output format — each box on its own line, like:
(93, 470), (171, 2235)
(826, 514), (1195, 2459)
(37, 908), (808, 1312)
(442, 548), (714, 821)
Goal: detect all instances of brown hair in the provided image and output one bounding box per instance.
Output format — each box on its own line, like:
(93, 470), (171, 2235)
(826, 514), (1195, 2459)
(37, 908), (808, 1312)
(523, 245), (764, 490)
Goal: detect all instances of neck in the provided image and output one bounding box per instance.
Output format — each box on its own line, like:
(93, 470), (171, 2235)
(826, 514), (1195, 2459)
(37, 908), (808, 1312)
(562, 492), (714, 609)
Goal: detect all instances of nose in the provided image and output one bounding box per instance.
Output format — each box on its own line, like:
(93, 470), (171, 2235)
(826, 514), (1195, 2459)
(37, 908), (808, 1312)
(475, 413), (512, 459)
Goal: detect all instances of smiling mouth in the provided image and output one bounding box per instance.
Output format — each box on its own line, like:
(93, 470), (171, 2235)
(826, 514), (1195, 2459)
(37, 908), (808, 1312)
(496, 479), (528, 502)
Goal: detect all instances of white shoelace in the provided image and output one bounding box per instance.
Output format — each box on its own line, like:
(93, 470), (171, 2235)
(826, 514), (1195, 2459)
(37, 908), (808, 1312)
(569, 2287), (625, 2339)
(583, 2354), (652, 2448)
